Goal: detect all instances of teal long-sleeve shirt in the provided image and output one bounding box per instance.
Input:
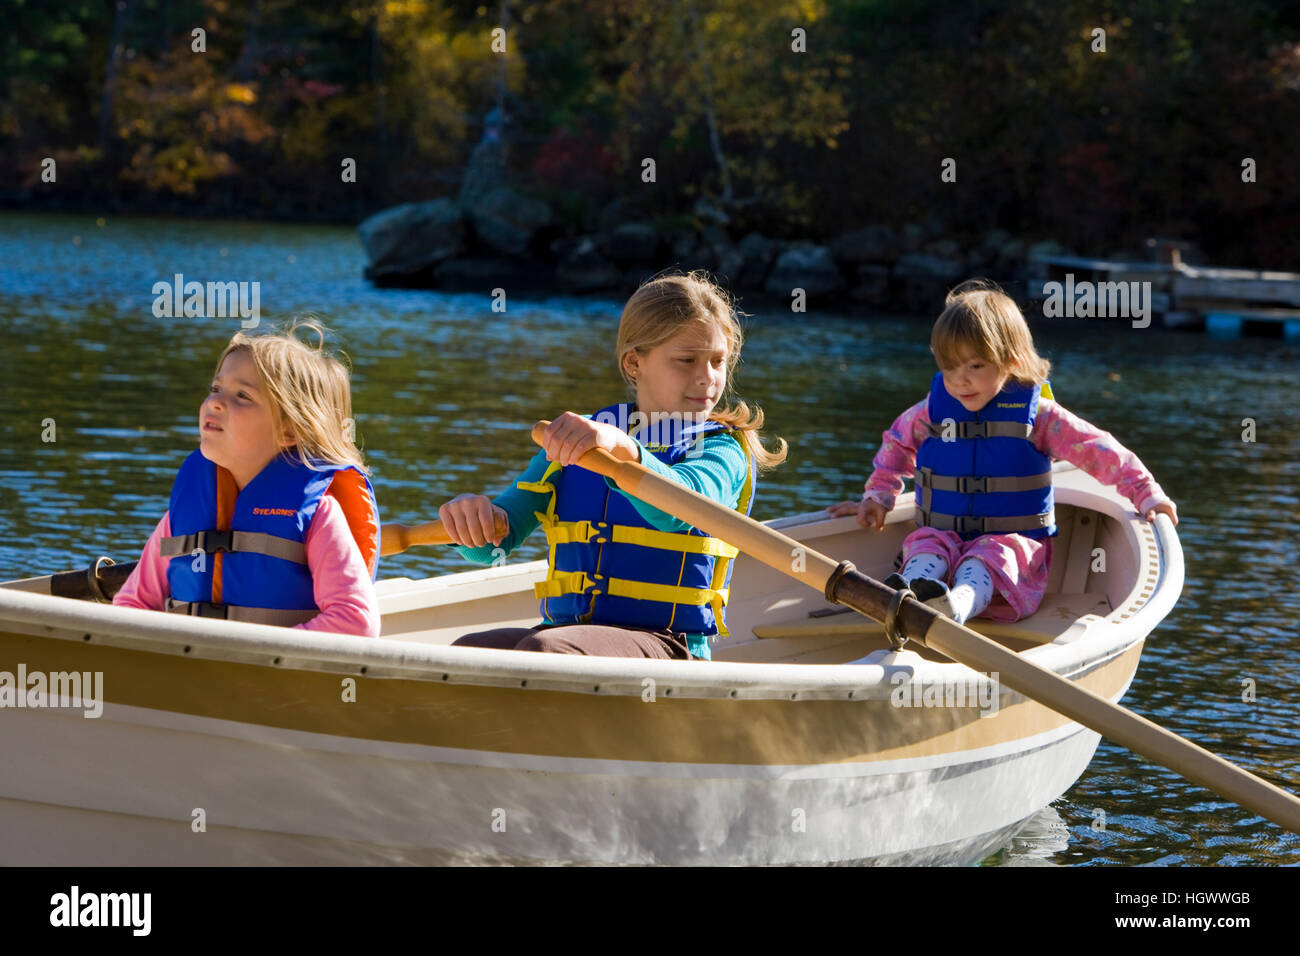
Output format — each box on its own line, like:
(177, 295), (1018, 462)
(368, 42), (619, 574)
(453, 431), (751, 659)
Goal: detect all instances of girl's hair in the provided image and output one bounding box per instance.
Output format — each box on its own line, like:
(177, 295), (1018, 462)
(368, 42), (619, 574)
(931, 279), (1051, 387)
(615, 270), (787, 470)
(213, 319), (367, 474)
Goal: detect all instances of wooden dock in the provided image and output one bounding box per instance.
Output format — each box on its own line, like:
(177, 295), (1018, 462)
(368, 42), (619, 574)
(1024, 253), (1300, 339)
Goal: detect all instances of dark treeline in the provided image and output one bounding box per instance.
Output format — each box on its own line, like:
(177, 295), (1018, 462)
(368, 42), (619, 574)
(3, 0), (1299, 267)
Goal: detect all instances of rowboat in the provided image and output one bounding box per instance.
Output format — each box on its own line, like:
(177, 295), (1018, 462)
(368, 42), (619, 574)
(0, 460), (1182, 865)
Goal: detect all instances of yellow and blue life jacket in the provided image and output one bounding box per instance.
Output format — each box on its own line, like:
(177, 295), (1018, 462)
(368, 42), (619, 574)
(520, 403), (756, 636)
(161, 449), (380, 625)
(914, 373), (1056, 541)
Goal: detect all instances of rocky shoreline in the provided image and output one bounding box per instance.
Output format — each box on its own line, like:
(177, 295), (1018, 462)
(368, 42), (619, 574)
(358, 190), (1180, 314)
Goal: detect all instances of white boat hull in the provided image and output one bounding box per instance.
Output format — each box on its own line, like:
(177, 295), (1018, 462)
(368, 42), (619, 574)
(0, 464), (1182, 865)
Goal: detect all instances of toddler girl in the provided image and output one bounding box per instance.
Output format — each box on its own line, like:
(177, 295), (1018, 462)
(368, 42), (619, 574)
(830, 281), (1177, 624)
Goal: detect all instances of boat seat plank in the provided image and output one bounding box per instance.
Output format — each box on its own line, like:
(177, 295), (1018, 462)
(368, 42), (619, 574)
(750, 592), (1111, 645)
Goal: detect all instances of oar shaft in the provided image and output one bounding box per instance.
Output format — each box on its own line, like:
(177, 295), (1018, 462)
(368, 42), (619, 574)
(532, 419), (1300, 835)
(920, 614), (1300, 832)
(1, 518), (483, 602)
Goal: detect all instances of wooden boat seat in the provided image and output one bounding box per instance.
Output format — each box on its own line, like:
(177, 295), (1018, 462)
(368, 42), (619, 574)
(750, 591), (1111, 647)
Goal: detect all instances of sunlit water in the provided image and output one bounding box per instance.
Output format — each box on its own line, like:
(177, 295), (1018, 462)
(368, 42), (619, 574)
(1, 211), (1296, 865)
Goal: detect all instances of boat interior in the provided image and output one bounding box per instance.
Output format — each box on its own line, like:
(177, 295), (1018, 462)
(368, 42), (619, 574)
(374, 492), (1159, 667)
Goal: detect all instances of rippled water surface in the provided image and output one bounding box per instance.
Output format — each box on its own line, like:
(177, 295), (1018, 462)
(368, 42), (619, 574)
(1, 211), (1297, 865)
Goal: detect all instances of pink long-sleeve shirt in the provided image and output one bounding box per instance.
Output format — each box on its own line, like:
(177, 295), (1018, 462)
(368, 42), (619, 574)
(862, 396), (1173, 517)
(859, 396), (1175, 621)
(112, 493), (381, 637)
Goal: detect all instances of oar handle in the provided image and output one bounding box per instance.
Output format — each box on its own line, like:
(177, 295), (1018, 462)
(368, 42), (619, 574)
(380, 515), (507, 557)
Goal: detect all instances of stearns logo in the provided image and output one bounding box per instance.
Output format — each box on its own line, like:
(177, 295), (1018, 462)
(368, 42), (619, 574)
(252, 507), (296, 516)
(996, 402), (1027, 408)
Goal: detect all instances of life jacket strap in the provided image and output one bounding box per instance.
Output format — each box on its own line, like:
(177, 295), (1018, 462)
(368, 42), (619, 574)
(606, 577), (728, 608)
(159, 530), (307, 565)
(926, 420), (1034, 440)
(916, 508), (1056, 535)
(610, 525), (739, 558)
(542, 520), (607, 546)
(534, 571), (600, 599)
(532, 570), (729, 610)
(516, 460), (563, 504)
(165, 598), (316, 627)
(916, 467), (1052, 494)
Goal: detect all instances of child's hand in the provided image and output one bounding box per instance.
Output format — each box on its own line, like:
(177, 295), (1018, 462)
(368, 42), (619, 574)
(1144, 500), (1179, 526)
(542, 411), (640, 466)
(827, 497), (887, 531)
(439, 493), (509, 548)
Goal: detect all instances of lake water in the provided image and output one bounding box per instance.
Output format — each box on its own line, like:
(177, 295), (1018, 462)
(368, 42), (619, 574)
(1, 211), (1296, 865)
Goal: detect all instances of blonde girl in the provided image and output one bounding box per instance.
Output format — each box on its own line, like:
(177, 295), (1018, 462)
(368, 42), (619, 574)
(830, 280), (1177, 624)
(114, 321), (381, 637)
(440, 271), (786, 660)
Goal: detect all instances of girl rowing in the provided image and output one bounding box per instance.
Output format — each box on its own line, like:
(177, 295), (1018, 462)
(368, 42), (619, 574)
(439, 272), (786, 659)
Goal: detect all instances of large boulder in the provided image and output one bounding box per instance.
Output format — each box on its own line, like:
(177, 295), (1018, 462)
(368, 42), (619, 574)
(831, 224), (899, 264)
(893, 252), (965, 281)
(922, 237), (964, 260)
(604, 222), (660, 262)
(735, 232), (778, 289)
(697, 226), (743, 284)
(465, 186), (553, 256)
(851, 264), (892, 309)
(556, 236), (623, 292)
(358, 199), (465, 280)
(764, 243), (846, 298)
(894, 252), (967, 314)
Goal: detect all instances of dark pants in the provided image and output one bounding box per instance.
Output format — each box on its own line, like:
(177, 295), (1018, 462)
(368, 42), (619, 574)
(452, 624), (695, 660)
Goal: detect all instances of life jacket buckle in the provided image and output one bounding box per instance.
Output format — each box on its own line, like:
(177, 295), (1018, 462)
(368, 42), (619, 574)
(957, 476), (986, 494)
(196, 529), (234, 554)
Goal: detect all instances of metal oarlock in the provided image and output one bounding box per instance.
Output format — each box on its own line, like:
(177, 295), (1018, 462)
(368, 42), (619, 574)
(884, 585), (914, 651)
(86, 556), (116, 604)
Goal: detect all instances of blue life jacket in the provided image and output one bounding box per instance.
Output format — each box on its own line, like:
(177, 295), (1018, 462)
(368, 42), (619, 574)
(914, 373), (1056, 540)
(161, 449), (380, 625)
(519, 404), (756, 636)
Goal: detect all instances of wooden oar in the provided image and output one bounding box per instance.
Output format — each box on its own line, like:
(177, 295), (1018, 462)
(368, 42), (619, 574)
(0, 513), (506, 602)
(530, 420), (1300, 834)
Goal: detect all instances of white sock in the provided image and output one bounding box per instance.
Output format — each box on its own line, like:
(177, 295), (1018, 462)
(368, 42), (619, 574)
(901, 553), (948, 583)
(948, 559), (994, 625)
